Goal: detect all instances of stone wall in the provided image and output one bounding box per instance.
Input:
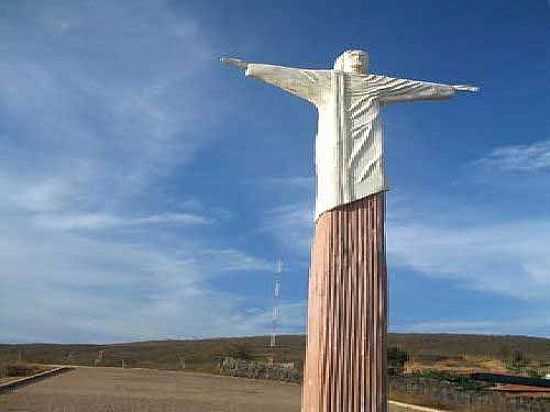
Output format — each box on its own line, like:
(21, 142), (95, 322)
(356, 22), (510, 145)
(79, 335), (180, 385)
(218, 357), (301, 383)
(219, 359), (550, 411)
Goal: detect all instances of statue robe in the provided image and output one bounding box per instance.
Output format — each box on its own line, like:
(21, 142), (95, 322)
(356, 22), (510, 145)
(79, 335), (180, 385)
(245, 64), (455, 219)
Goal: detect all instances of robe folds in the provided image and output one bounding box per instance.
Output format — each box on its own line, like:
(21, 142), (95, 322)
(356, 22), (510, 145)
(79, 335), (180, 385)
(302, 193), (387, 412)
(246, 64), (455, 219)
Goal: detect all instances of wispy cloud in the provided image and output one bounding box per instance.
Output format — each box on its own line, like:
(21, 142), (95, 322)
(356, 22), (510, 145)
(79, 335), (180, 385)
(263, 203), (314, 258)
(8, 178), (75, 213)
(199, 249), (277, 273)
(263, 193), (550, 301)
(0, 0), (275, 343)
(0, 0), (221, 204)
(33, 212), (210, 231)
(0, 215), (274, 343)
(389, 216), (550, 300)
(237, 302), (307, 336)
(475, 139), (550, 172)
(263, 176), (314, 189)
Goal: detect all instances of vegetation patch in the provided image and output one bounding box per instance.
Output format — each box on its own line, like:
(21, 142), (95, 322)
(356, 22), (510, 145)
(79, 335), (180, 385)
(0, 362), (52, 385)
(410, 369), (491, 391)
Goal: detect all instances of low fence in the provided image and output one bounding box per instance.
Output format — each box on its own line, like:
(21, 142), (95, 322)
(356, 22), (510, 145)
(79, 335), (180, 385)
(218, 357), (301, 383)
(0, 366), (73, 394)
(391, 376), (550, 412)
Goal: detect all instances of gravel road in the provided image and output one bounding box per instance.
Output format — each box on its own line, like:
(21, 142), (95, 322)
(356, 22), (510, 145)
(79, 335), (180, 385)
(0, 367), (435, 412)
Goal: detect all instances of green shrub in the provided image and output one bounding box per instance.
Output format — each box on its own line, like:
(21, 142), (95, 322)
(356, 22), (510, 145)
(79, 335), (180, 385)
(510, 350), (529, 368)
(226, 344), (253, 361)
(388, 346), (409, 376)
(527, 368), (543, 379)
(411, 369), (487, 391)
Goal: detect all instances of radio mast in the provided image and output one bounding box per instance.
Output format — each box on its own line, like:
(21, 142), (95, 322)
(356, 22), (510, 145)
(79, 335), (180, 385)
(270, 259), (283, 348)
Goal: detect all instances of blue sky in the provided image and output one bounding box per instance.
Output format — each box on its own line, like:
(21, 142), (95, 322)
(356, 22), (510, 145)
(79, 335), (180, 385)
(0, 0), (549, 343)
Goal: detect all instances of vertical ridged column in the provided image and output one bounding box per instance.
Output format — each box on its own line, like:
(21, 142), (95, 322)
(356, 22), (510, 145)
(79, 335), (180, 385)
(302, 192), (387, 412)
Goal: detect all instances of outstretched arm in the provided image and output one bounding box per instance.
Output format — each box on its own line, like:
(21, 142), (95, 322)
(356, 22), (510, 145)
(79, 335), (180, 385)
(221, 57), (330, 106)
(370, 74), (478, 104)
(221, 57), (249, 71)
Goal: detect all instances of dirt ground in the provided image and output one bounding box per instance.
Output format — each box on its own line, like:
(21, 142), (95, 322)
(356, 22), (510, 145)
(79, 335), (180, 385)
(0, 367), (420, 412)
(405, 356), (509, 375)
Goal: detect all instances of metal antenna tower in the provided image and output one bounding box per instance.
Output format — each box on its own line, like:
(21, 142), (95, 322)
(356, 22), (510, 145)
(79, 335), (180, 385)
(270, 259), (283, 348)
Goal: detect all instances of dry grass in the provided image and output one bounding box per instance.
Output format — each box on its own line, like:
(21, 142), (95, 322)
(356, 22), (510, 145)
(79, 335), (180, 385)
(454, 405), (501, 412)
(0, 362), (52, 385)
(3, 362), (50, 376)
(405, 355), (508, 376)
(390, 388), (525, 412)
(2, 333), (550, 374)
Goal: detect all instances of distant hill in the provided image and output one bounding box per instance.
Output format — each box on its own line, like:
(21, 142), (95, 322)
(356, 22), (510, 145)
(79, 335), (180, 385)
(390, 333), (550, 361)
(1, 333), (549, 373)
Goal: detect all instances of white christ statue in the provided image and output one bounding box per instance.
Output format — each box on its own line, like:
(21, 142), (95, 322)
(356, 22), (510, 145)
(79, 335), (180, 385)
(222, 50), (477, 412)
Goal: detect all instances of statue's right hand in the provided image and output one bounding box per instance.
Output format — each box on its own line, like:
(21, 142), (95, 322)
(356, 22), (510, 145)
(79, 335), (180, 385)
(220, 57), (249, 71)
(452, 84), (479, 93)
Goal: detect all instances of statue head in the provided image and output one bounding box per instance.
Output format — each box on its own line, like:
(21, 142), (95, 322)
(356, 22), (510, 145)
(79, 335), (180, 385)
(334, 50), (369, 74)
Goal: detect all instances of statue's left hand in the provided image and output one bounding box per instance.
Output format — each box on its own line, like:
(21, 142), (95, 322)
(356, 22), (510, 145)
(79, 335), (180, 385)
(453, 84), (479, 92)
(220, 57), (249, 71)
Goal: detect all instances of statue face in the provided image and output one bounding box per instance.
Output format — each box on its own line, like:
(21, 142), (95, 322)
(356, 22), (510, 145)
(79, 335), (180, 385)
(334, 50), (369, 74)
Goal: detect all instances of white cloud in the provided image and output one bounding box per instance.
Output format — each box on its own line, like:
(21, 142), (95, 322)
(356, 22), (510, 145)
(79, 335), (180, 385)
(475, 140), (550, 172)
(0, 173), (91, 214)
(0, 0), (223, 204)
(0, 1), (276, 344)
(6, 177), (75, 213)
(235, 301), (307, 337)
(199, 249), (276, 273)
(32, 212), (210, 231)
(389, 218), (550, 300)
(263, 203), (314, 258)
(262, 194), (550, 302)
(0, 215), (275, 343)
(264, 176), (314, 189)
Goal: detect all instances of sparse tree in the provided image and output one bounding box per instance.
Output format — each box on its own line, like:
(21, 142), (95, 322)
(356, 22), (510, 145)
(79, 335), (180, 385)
(497, 344), (511, 361)
(227, 344), (253, 361)
(387, 346), (409, 376)
(506, 349), (529, 371)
